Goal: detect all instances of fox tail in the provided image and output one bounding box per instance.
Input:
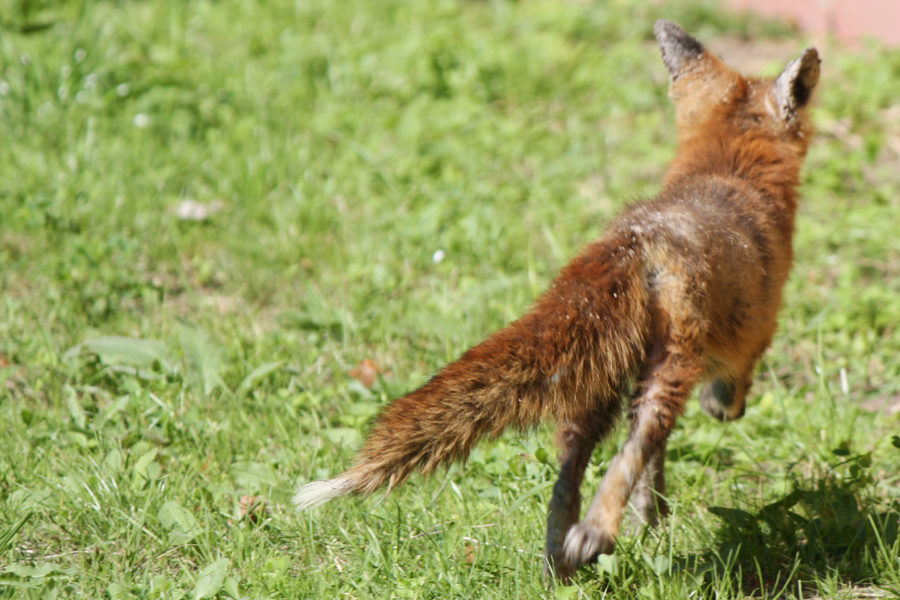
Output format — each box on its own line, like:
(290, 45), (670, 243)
(294, 234), (649, 510)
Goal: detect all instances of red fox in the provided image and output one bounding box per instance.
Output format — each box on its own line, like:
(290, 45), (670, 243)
(296, 20), (820, 579)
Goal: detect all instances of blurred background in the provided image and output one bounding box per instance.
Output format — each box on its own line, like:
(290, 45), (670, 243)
(727, 0), (900, 47)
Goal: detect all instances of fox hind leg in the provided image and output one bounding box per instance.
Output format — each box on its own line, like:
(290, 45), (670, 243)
(629, 440), (668, 528)
(561, 350), (701, 569)
(545, 403), (620, 580)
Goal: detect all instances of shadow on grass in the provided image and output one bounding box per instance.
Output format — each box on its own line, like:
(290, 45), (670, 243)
(677, 464), (900, 596)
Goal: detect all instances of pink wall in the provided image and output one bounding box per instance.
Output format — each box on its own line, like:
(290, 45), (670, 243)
(727, 0), (900, 46)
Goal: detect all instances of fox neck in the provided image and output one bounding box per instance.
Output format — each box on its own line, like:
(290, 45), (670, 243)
(663, 117), (806, 228)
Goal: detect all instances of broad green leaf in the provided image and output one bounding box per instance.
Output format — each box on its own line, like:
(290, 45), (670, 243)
(132, 447), (159, 485)
(193, 558), (229, 600)
(7, 489), (51, 512)
(554, 584), (578, 600)
(159, 500), (201, 545)
(103, 448), (124, 473)
(222, 577), (240, 599)
(149, 575), (175, 599)
(65, 336), (172, 370)
(66, 431), (90, 448)
(596, 553), (619, 575)
(176, 320), (226, 396)
(322, 427), (362, 448)
(3, 562), (74, 578)
(107, 582), (128, 600)
(230, 461), (277, 492)
(651, 554), (670, 575)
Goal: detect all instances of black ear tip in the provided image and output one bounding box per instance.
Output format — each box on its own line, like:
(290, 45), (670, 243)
(655, 19), (705, 76)
(653, 19), (683, 42)
(654, 19), (704, 53)
(799, 48), (821, 86)
(654, 19), (672, 32)
(802, 47), (821, 67)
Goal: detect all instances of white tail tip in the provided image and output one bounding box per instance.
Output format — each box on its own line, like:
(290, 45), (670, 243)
(293, 476), (354, 510)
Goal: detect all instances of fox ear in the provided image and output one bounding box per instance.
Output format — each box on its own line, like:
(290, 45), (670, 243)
(654, 19), (704, 78)
(773, 48), (820, 120)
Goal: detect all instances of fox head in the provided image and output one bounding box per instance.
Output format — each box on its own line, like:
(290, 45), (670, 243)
(653, 19), (820, 155)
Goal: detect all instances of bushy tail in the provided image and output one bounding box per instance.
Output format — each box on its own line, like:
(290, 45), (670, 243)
(295, 234), (649, 510)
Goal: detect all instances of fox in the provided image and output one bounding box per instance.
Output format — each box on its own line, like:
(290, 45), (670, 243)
(295, 20), (820, 579)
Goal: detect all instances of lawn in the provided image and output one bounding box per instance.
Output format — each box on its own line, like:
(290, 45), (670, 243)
(1, 0), (899, 598)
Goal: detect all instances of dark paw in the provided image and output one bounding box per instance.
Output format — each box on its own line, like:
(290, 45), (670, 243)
(700, 379), (744, 421)
(544, 550), (575, 583)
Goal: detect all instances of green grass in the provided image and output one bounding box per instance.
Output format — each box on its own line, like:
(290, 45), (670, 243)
(1, 0), (899, 598)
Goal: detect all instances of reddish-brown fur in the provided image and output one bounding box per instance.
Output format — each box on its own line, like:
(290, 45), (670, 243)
(342, 233), (650, 494)
(295, 20), (820, 580)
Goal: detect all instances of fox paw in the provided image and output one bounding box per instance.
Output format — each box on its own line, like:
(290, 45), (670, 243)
(561, 522), (614, 568)
(700, 379), (744, 421)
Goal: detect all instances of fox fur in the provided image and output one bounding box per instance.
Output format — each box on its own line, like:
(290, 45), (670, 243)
(296, 20), (820, 579)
